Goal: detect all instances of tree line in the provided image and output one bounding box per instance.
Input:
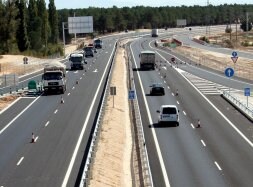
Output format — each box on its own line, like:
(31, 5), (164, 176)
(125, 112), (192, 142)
(58, 4), (253, 36)
(0, 0), (59, 56)
(0, 1), (253, 56)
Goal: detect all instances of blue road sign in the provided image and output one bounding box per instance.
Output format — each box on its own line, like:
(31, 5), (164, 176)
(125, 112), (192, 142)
(232, 51), (237, 57)
(128, 90), (135, 100)
(225, 68), (234, 77)
(244, 88), (250, 96)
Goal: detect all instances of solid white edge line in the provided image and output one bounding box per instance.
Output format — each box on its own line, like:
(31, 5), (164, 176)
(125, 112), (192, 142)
(131, 43), (171, 187)
(17, 157), (24, 166)
(201, 140), (206, 147)
(0, 97), (22, 115)
(0, 96), (41, 135)
(61, 41), (117, 187)
(155, 48), (253, 148)
(214, 161), (222, 171)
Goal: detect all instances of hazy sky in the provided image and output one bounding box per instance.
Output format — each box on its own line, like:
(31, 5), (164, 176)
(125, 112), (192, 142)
(45, 0), (252, 9)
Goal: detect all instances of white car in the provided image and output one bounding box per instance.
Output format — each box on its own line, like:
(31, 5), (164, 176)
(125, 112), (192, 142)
(157, 105), (179, 126)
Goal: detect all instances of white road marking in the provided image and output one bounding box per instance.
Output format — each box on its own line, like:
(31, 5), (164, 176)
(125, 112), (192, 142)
(35, 136), (39, 142)
(62, 42), (117, 187)
(201, 140), (206, 147)
(214, 161), (222, 171)
(45, 121), (50, 127)
(68, 93), (70, 96)
(83, 73), (85, 76)
(0, 97), (41, 135)
(130, 43), (170, 187)
(177, 101), (180, 105)
(0, 97), (22, 115)
(80, 77), (82, 80)
(164, 81), (166, 83)
(172, 93), (174, 96)
(167, 86), (170, 89)
(191, 123), (195, 129)
(174, 68), (253, 148)
(54, 109), (58, 114)
(72, 87), (75, 90)
(183, 111), (186, 115)
(17, 157), (24, 166)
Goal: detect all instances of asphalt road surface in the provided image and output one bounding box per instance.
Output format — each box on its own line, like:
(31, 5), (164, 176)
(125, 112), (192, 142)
(130, 36), (253, 187)
(0, 38), (117, 187)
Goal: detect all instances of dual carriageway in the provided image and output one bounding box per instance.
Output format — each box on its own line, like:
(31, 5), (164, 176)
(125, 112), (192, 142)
(0, 26), (253, 187)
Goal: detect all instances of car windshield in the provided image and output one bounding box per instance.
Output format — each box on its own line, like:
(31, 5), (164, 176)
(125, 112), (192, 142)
(163, 107), (177, 114)
(70, 56), (82, 62)
(84, 47), (93, 52)
(44, 72), (63, 80)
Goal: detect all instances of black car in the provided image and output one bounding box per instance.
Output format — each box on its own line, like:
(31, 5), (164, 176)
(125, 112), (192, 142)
(150, 83), (165, 95)
(84, 46), (94, 57)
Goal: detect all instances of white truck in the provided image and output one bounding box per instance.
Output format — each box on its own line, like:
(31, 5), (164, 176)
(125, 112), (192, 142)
(139, 50), (156, 70)
(42, 61), (66, 94)
(151, 28), (158, 37)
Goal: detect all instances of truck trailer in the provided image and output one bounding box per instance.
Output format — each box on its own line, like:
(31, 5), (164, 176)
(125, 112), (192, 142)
(151, 29), (158, 37)
(139, 50), (156, 70)
(42, 61), (66, 94)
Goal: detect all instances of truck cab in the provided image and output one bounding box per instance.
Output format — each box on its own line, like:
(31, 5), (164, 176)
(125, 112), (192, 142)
(69, 53), (85, 70)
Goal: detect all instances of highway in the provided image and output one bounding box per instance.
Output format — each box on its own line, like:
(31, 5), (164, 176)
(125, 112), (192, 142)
(0, 38), (117, 186)
(129, 35), (253, 187)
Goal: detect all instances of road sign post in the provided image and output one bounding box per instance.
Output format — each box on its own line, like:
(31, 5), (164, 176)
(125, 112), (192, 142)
(225, 67), (234, 93)
(244, 88), (250, 107)
(128, 90), (135, 100)
(110, 86), (116, 108)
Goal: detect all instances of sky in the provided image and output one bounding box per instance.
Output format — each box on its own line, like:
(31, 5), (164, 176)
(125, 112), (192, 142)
(45, 0), (252, 9)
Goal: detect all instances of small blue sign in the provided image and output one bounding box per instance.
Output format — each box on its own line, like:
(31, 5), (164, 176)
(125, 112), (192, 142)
(225, 68), (234, 77)
(244, 88), (250, 96)
(129, 90), (135, 100)
(232, 51), (238, 57)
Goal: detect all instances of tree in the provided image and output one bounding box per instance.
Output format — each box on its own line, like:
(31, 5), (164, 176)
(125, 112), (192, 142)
(48, 0), (59, 44)
(28, 0), (42, 50)
(16, 0), (29, 52)
(1, 0), (18, 53)
(37, 0), (49, 48)
(240, 21), (252, 32)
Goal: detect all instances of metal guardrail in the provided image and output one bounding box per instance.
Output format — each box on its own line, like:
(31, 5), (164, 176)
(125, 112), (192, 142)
(79, 42), (117, 187)
(127, 44), (153, 186)
(223, 91), (253, 121)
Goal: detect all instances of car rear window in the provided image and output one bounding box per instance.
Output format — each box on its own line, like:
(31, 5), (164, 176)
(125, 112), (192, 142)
(163, 107), (177, 114)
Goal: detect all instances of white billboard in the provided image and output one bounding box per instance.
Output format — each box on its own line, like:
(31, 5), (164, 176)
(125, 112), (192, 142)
(177, 19), (187, 26)
(68, 16), (93, 34)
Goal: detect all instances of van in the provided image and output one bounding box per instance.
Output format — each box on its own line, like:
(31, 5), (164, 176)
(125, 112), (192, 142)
(157, 105), (179, 126)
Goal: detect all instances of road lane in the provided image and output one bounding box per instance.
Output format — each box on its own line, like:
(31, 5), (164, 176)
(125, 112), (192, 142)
(130, 37), (253, 187)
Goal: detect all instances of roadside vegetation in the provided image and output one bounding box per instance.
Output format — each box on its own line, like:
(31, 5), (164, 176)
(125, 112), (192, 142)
(0, 1), (253, 57)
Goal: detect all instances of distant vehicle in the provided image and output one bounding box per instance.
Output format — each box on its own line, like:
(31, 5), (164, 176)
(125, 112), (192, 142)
(42, 61), (66, 94)
(157, 105), (179, 126)
(88, 43), (94, 48)
(139, 50), (156, 70)
(94, 39), (103, 49)
(84, 46), (94, 57)
(151, 28), (158, 37)
(150, 83), (165, 95)
(69, 53), (85, 70)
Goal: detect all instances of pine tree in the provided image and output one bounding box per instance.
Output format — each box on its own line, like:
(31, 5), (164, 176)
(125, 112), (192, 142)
(48, 0), (58, 44)
(37, 0), (49, 48)
(16, 0), (29, 52)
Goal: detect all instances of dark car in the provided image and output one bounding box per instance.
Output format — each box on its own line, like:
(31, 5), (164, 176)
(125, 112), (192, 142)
(84, 46), (94, 57)
(150, 83), (165, 95)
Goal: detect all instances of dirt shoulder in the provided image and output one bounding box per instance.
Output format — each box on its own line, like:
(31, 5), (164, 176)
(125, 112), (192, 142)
(89, 42), (132, 187)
